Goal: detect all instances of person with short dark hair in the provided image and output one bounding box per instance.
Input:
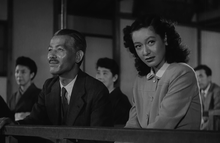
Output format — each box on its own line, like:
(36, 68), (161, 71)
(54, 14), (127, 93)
(194, 64), (220, 130)
(122, 14), (201, 130)
(96, 57), (131, 126)
(8, 56), (41, 121)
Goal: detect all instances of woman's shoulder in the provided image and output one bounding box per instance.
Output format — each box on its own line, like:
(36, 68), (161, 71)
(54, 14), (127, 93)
(161, 63), (196, 82)
(168, 63), (194, 73)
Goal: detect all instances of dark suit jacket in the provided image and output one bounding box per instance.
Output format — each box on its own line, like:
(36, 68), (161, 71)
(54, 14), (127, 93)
(0, 96), (14, 143)
(18, 70), (112, 128)
(0, 96), (13, 119)
(8, 83), (41, 115)
(110, 87), (131, 126)
(202, 82), (220, 112)
(201, 82), (220, 130)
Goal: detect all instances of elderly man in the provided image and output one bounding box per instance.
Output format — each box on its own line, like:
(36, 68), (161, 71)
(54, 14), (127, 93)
(0, 29), (112, 143)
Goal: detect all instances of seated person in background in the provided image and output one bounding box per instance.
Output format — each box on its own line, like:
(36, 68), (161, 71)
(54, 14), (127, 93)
(122, 14), (201, 130)
(194, 64), (220, 130)
(0, 96), (13, 143)
(96, 57), (131, 126)
(8, 56), (41, 121)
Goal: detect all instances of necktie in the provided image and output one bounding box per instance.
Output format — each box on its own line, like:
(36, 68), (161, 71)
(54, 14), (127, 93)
(61, 87), (68, 118)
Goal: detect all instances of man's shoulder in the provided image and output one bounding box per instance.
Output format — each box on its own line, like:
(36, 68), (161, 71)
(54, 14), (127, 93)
(79, 71), (106, 87)
(43, 76), (59, 88)
(210, 82), (220, 92)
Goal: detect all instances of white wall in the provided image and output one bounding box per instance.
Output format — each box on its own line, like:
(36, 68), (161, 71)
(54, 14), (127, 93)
(11, 0), (54, 95)
(85, 37), (113, 77)
(201, 31), (220, 86)
(176, 26), (198, 67)
(66, 15), (113, 78)
(0, 0), (7, 20)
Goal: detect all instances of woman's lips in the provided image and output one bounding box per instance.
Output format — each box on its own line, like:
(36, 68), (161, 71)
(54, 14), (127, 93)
(145, 56), (154, 62)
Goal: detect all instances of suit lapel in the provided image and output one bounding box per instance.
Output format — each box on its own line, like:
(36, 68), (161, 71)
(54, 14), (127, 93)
(47, 79), (61, 125)
(66, 70), (85, 125)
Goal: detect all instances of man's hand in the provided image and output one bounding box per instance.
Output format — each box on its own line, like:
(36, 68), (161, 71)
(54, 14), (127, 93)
(15, 112), (30, 121)
(0, 117), (16, 129)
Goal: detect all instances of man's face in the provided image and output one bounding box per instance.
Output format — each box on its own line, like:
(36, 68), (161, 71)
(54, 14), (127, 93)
(15, 65), (34, 86)
(48, 35), (78, 76)
(195, 69), (211, 90)
(95, 67), (117, 90)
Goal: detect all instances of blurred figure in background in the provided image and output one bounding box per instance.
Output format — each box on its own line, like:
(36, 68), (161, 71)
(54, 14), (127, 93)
(8, 56), (41, 121)
(0, 95), (13, 143)
(194, 64), (220, 130)
(96, 57), (131, 126)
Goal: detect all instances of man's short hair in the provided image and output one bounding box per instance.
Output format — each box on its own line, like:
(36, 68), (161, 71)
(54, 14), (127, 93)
(194, 64), (212, 76)
(96, 57), (119, 77)
(54, 29), (86, 53)
(54, 29), (87, 66)
(16, 56), (37, 80)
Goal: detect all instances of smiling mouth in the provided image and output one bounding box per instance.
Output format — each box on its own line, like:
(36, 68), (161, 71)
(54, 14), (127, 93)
(49, 60), (59, 64)
(145, 57), (154, 62)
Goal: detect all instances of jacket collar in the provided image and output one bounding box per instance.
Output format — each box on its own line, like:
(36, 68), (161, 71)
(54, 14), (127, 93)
(47, 70), (86, 125)
(146, 62), (170, 80)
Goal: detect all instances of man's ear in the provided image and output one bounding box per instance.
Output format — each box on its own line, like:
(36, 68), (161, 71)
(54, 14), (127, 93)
(76, 50), (84, 63)
(113, 74), (118, 83)
(30, 72), (35, 80)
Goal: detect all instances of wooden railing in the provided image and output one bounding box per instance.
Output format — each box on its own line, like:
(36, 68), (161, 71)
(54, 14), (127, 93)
(1, 125), (220, 143)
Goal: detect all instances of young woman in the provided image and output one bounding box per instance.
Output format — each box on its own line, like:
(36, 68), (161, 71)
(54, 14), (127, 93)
(123, 14), (201, 129)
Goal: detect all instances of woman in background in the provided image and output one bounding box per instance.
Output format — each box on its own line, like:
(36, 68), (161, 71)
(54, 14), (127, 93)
(8, 56), (41, 121)
(123, 14), (201, 129)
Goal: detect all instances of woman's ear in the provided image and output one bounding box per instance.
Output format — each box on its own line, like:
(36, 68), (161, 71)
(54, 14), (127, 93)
(164, 34), (168, 46)
(76, 50), (84, 64)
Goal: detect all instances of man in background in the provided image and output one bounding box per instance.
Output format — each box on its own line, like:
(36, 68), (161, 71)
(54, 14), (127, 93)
(194, 64), (220, 130)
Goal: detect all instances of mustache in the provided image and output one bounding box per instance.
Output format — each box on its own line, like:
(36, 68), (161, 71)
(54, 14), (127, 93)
(48, 57), (59, 63)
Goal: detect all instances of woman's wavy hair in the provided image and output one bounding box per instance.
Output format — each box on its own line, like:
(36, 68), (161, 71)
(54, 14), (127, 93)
(123, 14), (189, 76)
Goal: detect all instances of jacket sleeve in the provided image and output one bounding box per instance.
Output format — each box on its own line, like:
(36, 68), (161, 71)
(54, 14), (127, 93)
(125, 79), (141, 128)
(213, 85), (220, 110)
(90, 84), (113, 127)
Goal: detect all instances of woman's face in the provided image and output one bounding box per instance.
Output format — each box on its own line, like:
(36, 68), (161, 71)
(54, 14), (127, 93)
(15, 65), (34, 86)
(132, 26), (166, 73)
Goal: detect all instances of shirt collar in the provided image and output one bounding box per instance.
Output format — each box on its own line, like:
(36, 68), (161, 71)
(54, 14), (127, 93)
(146, 62), (170, 80)
(202, 83), (211, 94)
(60, 75), (78, 99)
